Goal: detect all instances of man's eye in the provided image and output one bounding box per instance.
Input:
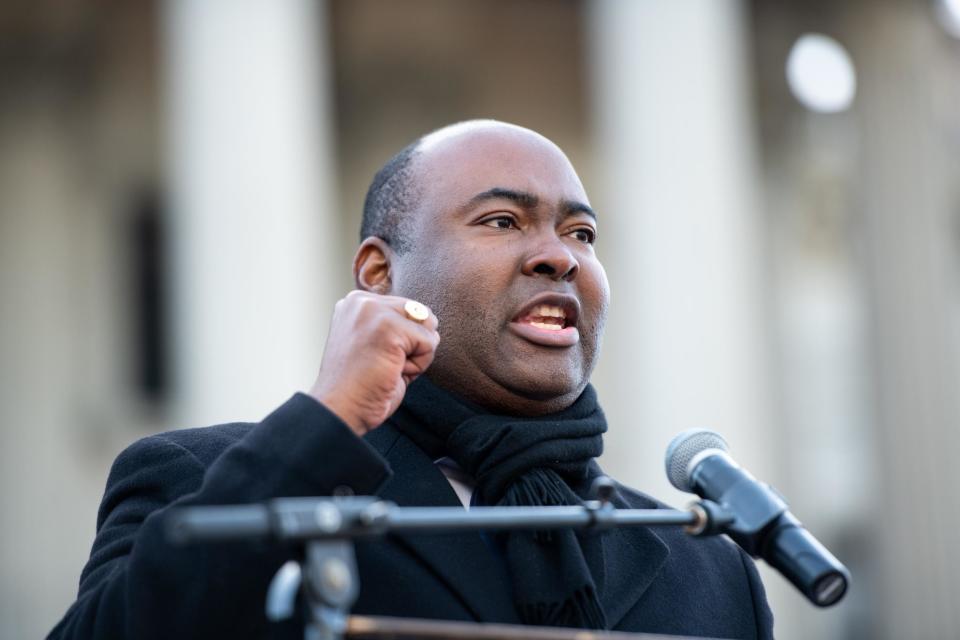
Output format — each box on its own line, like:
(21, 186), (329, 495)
(482, 216), (516, 230)
(570, 228), (596, 244)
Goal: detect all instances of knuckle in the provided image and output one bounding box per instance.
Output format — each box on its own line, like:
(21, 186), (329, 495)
(373, 310), (402, 335)
(355, 295), (382, 319)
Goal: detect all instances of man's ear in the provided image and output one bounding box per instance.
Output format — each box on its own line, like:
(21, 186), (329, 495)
(353, 237), (394, 294)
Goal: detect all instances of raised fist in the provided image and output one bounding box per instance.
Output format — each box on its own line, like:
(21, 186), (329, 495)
(309, 290), (440, 436)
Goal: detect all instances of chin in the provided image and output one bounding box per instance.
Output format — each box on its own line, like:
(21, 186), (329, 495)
(496, 364), (585, 402)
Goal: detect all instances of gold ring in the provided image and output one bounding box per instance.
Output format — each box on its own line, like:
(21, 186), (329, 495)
(403, 300), (429, 323)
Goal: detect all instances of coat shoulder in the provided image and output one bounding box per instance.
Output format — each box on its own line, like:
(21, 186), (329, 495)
(116, 421), (255, 471)
(146, 422), (255, 466)
(607, 477), (774, 639)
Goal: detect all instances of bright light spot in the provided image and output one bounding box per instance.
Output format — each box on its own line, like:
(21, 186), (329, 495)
(935, 0), (960, 38)
(786, 34), (857, 114)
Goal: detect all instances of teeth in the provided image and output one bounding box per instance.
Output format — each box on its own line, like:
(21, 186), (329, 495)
(533, 304), (565, 318)
(530, 321), (562, 331)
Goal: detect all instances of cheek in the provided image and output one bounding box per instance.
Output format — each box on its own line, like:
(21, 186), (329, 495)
(434, 282), (504, 341)
(406, 245), (513, 318)
(598, 273), (611, 334)
(582, 260), (610, 336)
(396, 251), (497, 334)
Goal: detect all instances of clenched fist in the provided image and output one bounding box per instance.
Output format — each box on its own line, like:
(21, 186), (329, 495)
(308, 290), (440, 436)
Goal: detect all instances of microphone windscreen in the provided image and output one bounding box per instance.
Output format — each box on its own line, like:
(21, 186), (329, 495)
(664, 429), (729, 492)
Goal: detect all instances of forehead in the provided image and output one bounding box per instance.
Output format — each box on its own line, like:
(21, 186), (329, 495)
(414, 126), (589, 208)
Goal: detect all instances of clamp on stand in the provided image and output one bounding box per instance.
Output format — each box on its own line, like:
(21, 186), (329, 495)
(265, 540), (360, 640)
(265, 500), (373, 640)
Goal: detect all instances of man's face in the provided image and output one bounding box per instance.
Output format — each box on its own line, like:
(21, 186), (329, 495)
(390, 124), (609, 415)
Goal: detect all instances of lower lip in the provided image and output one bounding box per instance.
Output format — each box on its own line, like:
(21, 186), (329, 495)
(508, 321), (580, 347)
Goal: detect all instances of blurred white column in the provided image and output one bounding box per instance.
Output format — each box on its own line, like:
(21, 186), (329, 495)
(587, 1), (772, 503)
(852, 5), (960, 637)
(162, 0), (337, 425)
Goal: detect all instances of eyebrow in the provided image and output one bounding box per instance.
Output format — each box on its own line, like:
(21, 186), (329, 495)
(465, 187), (597, 220)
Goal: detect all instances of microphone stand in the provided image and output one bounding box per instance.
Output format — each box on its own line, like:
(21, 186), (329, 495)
(165, 478), (732, 640)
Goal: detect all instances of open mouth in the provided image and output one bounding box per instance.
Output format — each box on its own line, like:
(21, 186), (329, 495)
(515, 303), (573, 331)
(509, 295), (580, 347)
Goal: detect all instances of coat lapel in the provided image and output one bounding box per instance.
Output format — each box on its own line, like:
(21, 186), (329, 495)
(364, 425), (521, 624)
(578, 465), (671, 629)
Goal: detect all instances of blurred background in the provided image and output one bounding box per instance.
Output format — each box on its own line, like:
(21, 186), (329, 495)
(2, 0), (958, 638)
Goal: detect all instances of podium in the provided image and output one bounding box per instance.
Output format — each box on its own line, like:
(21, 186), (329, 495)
(345, 615), (710, 639)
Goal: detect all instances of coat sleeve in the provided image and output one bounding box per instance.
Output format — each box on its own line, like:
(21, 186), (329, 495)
(49, 393), (392, 640)
(739, 548), (775, 640)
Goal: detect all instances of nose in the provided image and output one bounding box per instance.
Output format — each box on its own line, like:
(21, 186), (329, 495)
(521, 235), (580, 282)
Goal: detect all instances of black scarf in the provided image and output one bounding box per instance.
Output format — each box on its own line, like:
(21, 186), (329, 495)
(389, 376), (609, 629)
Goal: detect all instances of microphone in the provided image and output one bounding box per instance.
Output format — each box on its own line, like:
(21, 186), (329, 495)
(665, 429), (850, 607)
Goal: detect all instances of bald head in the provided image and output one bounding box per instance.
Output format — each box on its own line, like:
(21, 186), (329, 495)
(360, 120), (572, 254)
(416, 120), (562, 155)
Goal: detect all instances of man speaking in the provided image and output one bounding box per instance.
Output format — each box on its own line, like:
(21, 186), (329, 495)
(51, 121), (774, 639)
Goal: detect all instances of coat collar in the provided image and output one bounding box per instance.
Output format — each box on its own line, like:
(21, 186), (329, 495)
(363, 425), (669, 629)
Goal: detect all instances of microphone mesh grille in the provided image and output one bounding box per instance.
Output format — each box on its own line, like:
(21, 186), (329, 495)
(664, 429), (729, 492)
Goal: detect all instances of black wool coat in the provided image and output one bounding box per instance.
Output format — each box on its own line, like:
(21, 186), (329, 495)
(50, 393), (774, 640)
